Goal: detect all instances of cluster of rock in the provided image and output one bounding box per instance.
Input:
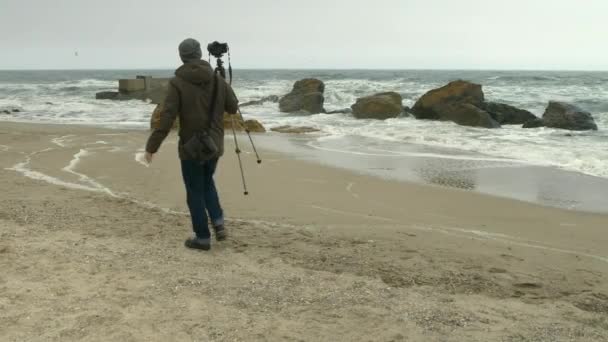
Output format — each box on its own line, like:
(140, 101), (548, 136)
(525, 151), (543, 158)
(98, 75), (599, 133)
(149, 103), (266, 132)
(276, 78), (599, 131)
(1, 108), (20, 115)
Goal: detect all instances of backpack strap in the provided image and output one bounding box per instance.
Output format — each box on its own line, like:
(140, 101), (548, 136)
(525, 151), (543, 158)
(207, 73), (219, 129)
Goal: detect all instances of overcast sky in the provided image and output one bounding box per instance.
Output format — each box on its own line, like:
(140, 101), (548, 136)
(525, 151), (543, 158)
(1, 0), (606, 70)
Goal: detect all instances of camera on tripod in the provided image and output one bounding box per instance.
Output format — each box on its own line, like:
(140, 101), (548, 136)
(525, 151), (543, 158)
(207, 41), (229, 58)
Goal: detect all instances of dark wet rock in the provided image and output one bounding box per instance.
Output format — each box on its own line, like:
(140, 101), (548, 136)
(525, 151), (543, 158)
(243, 119), (266, 133)
(436, 102), (500, 128)
(542, 101), (598, 131)
(326, 108), (352, 114)
(223, 114), (266, 133)
(279, 79), (325, 114)
(412, 80), (485, 121)
(240, 95), (279, 107)
(271, 125), (320, 134)
(11, 109), (20, 113)
(484, 102), (537, 125)
(522, 118), (545, 129)
(411, 80), (499, 128)
(2, 110), (10, 115)
(150, 104), (266, 133)
(351, 92), (403, 120)
(96, 91), (121, 100)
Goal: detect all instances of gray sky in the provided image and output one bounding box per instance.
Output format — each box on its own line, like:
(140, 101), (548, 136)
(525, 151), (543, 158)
(1, 0), (606, 70)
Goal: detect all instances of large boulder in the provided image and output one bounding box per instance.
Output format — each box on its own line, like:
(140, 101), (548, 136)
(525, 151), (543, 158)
(542, 101), (598, 131)
(244, 119), (266, 133)
(412, 80), (485, 121)
(351, 92), (403, 120)
(411, 80), (500, 128)
(436, 103), (500, 128)
(484, 102), (538, 125)
(150, 104), (265, 133)
(279, 79), (325, 114)
(223, 113), (266, 133)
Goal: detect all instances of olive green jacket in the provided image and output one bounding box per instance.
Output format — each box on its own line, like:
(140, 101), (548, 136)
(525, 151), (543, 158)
(145, 60), (238, 159)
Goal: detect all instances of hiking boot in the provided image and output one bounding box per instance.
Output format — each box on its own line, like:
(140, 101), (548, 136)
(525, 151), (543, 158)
(213, 225), (227, 241)
(184, 237), (211, 251)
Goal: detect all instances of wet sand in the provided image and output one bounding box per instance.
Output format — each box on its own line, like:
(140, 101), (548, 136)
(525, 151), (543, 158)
(252, 134), (608, 213)
(1, 122), (607, 341)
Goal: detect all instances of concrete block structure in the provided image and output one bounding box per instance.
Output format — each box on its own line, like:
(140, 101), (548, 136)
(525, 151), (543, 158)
(118, 79), (146, 93)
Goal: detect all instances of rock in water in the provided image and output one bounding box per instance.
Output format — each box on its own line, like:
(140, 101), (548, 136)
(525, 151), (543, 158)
(438, 103), (500, 128)
(150, 105), (265, 133)
(522, 118), (545, 129)
(223, 113), (244, 130)
(271, 126), (320, 134)
(411, 80), (499, 128)
(351, 92), (403, 120)
(244, 119), (266, 133)
(223, 114), (266, 133)
(96, 91), (120, 100)
(279, 79), (325, 114)
(484, 102), (537, 125)
(542, 101), (598, 131)
(240, 95), (280, 107)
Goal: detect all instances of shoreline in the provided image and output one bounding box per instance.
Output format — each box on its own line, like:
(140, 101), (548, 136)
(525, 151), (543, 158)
(2, 119), (608, 214)
(243, 132), (608, 214)
(1, 121), (608, 341)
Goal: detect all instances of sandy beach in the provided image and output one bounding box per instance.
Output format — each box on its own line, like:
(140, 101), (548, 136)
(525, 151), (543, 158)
(1, 121), (607, 341)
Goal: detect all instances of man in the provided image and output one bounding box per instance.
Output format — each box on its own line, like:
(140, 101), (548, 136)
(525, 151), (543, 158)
(145, 38), (239, 251)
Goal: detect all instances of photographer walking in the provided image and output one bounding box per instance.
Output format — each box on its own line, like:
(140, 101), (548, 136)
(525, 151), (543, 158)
(145, 38), (239, 251)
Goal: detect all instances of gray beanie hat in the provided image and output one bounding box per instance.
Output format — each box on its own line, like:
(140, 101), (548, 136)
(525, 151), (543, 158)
(178, 38), (202, 62)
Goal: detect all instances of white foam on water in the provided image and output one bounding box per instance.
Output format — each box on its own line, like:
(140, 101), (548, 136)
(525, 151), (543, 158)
(51, 135), (76, 147)
(61, 149), (118, 196)
(0, 145), (9, 152)
(6, 150), (101, 193)
(2, 71), (607, 179)
(85, 141), (109, 146)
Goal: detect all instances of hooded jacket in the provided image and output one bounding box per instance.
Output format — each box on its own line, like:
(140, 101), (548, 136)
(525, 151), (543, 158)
(145, 59), (239, 159)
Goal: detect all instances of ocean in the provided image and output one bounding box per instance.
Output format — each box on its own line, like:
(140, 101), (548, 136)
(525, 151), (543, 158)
(1, 69), (607, 180)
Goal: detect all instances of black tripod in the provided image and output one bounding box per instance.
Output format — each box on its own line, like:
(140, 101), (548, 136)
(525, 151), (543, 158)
(211, 53), (262, 196)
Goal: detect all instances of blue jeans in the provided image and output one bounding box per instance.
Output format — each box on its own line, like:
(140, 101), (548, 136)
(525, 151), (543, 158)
(180, 158), (224, 239)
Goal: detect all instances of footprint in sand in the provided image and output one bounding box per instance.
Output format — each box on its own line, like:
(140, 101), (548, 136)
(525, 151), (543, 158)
(500, 254), (524, 262)
(513, 282), (543, 289)
(488, 267), (507, 274)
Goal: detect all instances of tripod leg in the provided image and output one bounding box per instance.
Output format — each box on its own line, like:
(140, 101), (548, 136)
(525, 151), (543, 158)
(237, 107), (262, 164)
(230, 114), (249, 195)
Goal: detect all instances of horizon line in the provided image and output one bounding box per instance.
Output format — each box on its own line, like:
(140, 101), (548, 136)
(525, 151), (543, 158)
(1, 67), (608, 72)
